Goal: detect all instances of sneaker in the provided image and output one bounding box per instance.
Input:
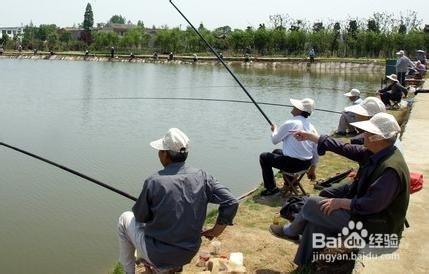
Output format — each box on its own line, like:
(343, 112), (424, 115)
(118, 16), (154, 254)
(261, 187), (280, 196)
(269, 224), (300, 243)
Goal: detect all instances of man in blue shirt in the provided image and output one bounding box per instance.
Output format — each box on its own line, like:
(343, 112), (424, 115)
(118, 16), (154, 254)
(117, 128), (238, 273)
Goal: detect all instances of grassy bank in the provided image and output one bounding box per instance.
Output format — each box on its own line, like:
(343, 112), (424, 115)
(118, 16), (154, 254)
(110, 106), (411, 273)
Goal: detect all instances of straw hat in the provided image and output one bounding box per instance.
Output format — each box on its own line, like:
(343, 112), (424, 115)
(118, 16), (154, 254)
(344, 88), (360, 97)
(290, 98), (315, 113)
(350, 113), (401, 139)
(386, 74), (399, 82)
(344, 97), (386, 117)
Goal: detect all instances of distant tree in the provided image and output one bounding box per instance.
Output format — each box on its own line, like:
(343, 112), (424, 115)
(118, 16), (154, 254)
(398, 24), (407, 34)
(198, 23), (206, 31)
(367, 19), (380, 33)
(137, 20), (145, 28)
(312, 22), (324, 32)
(83, 3), (94, 31)
(92, 31), (119, 50)
(37, 24), (57, 41)
(213, 26), (232, 37)
(0, 33), (9, 46)
(109, 15), (126, 24)
(347, 20), (359, 38)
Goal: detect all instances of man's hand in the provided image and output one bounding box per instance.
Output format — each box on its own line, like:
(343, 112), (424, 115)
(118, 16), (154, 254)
(307, 165), (317, 181)
(319, 198), (351, 215)
(201, 224), (227, 240)
(293, 130), (320, 143)
(271, 124), (277, 132)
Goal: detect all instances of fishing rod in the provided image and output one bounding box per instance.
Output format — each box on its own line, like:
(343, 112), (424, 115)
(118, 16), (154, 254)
(169, 0), (273, 126)
(92, 96), (342, 114)
(0, 142), (137, 201)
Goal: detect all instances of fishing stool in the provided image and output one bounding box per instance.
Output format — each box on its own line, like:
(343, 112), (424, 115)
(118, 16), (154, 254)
(137, 257), (183, 273)
(281, 168), (309, 196)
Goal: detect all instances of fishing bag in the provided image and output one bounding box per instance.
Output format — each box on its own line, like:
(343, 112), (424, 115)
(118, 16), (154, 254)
(410, 172), (424, 194)
(280, 196), (309, 221)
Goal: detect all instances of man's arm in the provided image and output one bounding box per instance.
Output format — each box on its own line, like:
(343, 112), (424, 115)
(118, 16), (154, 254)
(378, 83), (393, 93)
(350, 169), (401, 215)
(294, 131), (370, 164)
(271, 121), (293, 145)
(132, 179), (153, 223)
(319, 169), (401, 215)
(202, 174), (239, 239)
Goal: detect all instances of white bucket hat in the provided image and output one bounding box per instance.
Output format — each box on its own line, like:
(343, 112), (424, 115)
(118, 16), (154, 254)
(350, 112), (401, 139)
(290, 98), (315, 113)
(386, 74), (399, 82)
(344, 96), (386, 117)
(150, 128), (190, 153)
(396, 50), (404, 55)
(344, 88), (360, 97)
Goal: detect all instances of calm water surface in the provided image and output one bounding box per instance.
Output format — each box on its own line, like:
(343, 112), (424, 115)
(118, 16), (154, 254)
(0, 59), (382, 273)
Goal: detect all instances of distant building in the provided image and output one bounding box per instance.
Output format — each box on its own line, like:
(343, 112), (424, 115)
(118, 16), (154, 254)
(98, 23), (136, 37)
(60, 27), (85, 40)
(0, 26), (24, 40)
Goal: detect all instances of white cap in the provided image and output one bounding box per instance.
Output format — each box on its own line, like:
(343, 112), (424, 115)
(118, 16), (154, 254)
(344, 88), (360, 97)
(386, 74), (399, 82)
(290, 98), (315, 113)
(350, 112), (401, 139)
(396, 50), (404, 55)
(344, 96), (386, 117)
(150, 128), (190, 153)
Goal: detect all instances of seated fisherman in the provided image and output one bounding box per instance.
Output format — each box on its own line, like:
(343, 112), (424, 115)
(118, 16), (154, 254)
(341, 96), (386, 144)
(336, 88), (363, 135)
(377, 74), (408, 109)
(117, 128), (239, 273)
(259, 98), (319, 196)
(269, 113), (410, 267)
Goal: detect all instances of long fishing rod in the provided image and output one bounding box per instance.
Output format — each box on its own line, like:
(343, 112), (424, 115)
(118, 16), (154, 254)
(169, 0), (273, 126)
(0, 142), (137, 201)
(92, 96), (342, 114)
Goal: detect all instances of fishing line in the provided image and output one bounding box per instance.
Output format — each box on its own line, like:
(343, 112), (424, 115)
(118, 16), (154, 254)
(0, 142), (137, 201)
(90, 96), (343, 114)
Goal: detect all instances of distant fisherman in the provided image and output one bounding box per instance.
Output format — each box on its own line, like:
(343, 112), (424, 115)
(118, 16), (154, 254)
(335, 88), (363, 136)
(117, 128), (238, 273)
(395, 50), (415, 86)
(111, 46), (115, 58)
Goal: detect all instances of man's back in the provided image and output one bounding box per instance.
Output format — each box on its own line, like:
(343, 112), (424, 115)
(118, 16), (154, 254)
(132, 162), (237, 268)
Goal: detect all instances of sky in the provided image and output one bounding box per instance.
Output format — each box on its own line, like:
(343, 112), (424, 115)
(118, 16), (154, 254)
(1, 0), (428, 29)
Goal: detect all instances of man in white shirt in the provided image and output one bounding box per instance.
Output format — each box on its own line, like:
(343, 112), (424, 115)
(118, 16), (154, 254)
(336, 88), (363, 136)
(259, 98), (319, 196)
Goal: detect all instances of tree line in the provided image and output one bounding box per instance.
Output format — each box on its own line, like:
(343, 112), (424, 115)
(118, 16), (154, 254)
(1, 4), (428, 59)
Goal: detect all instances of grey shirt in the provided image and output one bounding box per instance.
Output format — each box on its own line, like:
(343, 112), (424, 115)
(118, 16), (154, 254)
(132, 162), (238, 269)
(396, 56), (415, 73)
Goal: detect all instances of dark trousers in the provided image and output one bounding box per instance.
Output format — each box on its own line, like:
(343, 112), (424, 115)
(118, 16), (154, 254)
(379, 92), (401, 106)
(319, 180), (352, 198)
(397, 72), (406, 86)
(259, 149), (312, 190)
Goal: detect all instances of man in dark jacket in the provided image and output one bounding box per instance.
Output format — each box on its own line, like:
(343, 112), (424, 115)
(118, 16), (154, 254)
(117, 128), (239, 273)
(377, 74), (408, 109)
(269, 113), (410, 267)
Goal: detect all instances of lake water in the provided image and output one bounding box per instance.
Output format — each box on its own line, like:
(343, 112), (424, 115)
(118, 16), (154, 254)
(0, 59), (382, 273)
